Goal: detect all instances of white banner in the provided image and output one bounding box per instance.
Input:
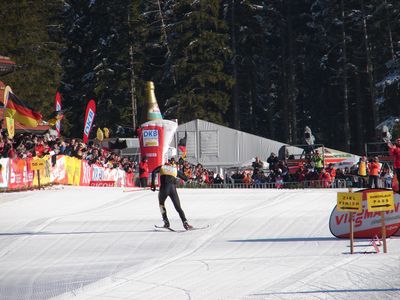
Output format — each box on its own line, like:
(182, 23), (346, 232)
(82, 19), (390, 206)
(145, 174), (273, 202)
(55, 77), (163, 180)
(0, 158), (9, 188)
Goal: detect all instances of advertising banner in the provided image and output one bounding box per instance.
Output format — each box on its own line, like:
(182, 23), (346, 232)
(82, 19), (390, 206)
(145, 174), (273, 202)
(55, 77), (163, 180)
(50, 156), (68, 184)
(138, 119), (178, 173)
(55, 91), (62, 137)
(125, 173), (135, 187)
(330, 189), (400, 238)
(8, 158), (27, 189)
(89, 181), (115, 187)
(0, 158), (9, 188)
(91, 164), (105, 181)
(80, 160), (92, 186)
(138, 125), (164, 173)
(65, 156), (81, 185)
(83, 99), (96, 143)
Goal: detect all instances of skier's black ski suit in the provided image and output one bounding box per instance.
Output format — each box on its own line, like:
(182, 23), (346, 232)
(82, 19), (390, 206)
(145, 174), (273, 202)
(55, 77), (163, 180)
(151, 163), (188, 225)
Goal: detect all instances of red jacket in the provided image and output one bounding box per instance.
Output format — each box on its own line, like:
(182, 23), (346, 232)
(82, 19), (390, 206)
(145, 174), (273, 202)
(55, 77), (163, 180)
(368, 161), (380, 176)
(138, 161), (149, 179)
(389, 147), (400, 169)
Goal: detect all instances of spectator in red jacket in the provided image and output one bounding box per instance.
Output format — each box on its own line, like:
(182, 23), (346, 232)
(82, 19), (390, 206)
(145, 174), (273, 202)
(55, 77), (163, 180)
(388, 137), (400, 192)
(368, 156), (381, 188)
(319, 168), (332, 188)
(138, 156), (149, 187)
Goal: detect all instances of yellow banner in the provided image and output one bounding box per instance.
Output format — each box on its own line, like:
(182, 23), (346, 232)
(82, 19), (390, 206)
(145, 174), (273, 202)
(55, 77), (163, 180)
(65, 156), (81, 186)
(5, 117), (14, 138)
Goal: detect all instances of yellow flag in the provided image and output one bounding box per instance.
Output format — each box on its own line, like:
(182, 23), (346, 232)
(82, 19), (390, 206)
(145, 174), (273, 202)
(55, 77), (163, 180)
(6, 117), (14, 138)
(96, 128), (104, 141)
(103, 127), (109, 138)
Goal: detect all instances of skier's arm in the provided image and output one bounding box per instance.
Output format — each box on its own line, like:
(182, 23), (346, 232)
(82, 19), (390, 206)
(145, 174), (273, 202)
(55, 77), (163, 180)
(151, 166), (162, 191)
(177, 170), (188, 182)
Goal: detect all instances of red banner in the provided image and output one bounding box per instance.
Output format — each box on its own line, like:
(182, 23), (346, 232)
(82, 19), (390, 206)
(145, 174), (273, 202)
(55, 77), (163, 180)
(89, 180), (115, 187)
(125, 173), (135, 187)
(83, 99), (96, 143)
(8, 158), (29, 189)
(80, 160), (92, 186)
(138, 125), (164, 173)
(55, 91), (62, 137)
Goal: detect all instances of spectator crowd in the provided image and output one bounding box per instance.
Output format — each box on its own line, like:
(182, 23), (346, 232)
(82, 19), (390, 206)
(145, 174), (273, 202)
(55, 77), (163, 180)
(0, 130), (396, 189)
(0, 131), (137, 174)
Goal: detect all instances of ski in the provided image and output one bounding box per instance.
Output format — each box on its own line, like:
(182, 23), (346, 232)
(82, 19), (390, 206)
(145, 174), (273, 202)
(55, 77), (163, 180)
(154, 224), (209, 232)
(187, 225), (210, 231)
(154, 225), (176, 232)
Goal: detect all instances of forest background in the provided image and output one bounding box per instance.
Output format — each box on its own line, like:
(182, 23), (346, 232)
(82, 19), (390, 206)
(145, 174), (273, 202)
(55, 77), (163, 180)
(0, 0), (400, 154)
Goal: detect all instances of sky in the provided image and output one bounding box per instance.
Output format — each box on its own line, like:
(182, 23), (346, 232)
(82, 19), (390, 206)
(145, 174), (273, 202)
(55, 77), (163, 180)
(0, 186), (400, 300)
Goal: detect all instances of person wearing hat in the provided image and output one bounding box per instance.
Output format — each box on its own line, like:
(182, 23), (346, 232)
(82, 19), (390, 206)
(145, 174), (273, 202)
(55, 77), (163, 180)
(151, 158), (193, 230)
(139, 156), (149, 187)
(388, 137), (400, 192)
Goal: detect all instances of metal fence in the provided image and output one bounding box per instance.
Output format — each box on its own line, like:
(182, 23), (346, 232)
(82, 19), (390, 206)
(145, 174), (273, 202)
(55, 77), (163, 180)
(179, 177), (392, 189)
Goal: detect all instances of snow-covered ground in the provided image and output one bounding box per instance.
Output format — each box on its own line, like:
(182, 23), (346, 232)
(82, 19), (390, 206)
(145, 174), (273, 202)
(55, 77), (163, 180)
(0, 186), (400, 300)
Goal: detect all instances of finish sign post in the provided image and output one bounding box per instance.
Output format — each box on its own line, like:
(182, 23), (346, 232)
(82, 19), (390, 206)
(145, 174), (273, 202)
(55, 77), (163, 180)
(30, 158), (45, 190)
(337, 190), (363, 254)
(367, 190), (395, 253)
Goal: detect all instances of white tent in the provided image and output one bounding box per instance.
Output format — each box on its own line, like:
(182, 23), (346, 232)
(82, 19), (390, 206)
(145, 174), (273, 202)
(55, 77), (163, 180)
(174, 119), (303, 169)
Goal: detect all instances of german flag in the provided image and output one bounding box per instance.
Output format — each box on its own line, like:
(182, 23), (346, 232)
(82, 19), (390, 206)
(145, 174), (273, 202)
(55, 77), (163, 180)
(47, 109), (65, 126)
(5, 92), (42, 127)
(178, 131), (187, 159)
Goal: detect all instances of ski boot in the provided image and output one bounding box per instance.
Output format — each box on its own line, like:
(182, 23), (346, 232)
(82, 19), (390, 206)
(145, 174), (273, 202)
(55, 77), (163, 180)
(163, 220), (170, 228)
(183, 221), (193, 230)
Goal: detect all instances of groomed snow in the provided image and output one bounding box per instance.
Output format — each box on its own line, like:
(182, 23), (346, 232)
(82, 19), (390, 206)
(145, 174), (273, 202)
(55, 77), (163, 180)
(0, 186), (399, 300)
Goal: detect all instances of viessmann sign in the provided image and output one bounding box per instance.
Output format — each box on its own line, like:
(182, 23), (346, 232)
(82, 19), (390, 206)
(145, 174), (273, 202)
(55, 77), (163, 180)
(330, 189), (400, 238)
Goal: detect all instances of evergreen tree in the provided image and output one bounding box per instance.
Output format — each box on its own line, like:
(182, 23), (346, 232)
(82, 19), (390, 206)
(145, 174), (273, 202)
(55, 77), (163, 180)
(164, 0), (233, 124)
(139, 0), (175, 120)
(61, 0), (136, 137)
(224, 1), (271, 137)
(60, 0), (94, 136)
(0, 0), (62, 120)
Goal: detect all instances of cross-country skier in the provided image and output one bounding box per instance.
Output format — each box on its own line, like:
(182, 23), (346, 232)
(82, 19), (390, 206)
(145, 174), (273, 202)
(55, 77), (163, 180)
(388, 137), (400, 192)
(151, 158), (193, 230)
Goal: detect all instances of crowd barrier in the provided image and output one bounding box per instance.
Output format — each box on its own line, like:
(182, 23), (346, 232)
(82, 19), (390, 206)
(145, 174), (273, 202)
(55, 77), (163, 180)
(0, 155), (136, 191)
(179, 178), (392, 190)
(0, 156), (393, 192)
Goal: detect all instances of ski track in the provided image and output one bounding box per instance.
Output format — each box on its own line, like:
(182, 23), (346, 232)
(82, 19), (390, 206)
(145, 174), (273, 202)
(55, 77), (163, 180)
(0, 188), (399, 299)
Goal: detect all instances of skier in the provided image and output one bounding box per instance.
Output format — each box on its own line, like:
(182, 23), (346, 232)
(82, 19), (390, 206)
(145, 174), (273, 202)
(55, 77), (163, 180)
(388, 137), (400, 192)
(151, 158), (193, 230)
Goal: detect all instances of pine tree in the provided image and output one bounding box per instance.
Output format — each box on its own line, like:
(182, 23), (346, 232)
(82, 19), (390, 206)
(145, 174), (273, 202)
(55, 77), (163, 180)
(0, 0), (62, 120)
(164, 0), (233, 124)
(60, 0), (94, 136)
(61, 0), (137, 137)
(224, 1), (271, 137)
